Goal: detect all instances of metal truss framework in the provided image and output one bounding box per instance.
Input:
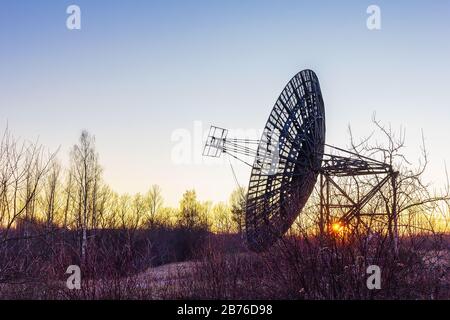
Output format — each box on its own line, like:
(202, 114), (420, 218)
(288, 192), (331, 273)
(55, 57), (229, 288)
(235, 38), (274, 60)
(318, 146), (399, 237)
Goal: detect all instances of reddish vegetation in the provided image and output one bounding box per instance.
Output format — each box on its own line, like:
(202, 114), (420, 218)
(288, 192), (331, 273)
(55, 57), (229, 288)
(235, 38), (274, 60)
(0, 223), (448, 299)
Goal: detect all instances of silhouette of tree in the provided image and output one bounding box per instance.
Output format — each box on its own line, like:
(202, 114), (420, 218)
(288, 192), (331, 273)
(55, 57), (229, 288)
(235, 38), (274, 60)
(70, 130), (102, 263)
(229, 187), (247, 234)
(145, 184), (163, 227)
(178, 190), (208, 230)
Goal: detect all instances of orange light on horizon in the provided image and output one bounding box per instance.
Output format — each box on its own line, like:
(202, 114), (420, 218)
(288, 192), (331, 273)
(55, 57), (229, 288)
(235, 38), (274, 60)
(331, 221), (345, 234)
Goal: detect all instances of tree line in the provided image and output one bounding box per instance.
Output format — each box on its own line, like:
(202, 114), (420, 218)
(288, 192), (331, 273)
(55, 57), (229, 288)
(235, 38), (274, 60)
(0, 128), (246, 270)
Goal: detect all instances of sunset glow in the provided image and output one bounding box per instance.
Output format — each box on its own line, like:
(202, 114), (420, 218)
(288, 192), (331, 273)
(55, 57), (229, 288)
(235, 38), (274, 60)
(0, 0), (449, 303)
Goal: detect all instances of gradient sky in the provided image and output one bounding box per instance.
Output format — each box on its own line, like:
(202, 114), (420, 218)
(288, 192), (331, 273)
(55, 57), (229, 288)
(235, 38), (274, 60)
(1, 0), (449, 206)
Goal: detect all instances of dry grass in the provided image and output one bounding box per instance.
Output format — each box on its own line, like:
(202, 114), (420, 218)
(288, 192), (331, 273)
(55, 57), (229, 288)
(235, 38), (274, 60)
(0, 234), (448, 300)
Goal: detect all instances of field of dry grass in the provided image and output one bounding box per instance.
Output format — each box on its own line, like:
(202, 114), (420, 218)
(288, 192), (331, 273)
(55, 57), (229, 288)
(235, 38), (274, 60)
(1, 234), (448, 300)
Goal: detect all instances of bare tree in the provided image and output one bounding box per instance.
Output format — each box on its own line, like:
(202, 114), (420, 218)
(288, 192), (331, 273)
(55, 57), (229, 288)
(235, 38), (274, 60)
(178, 190), (208, 229)
(0, 128), (56, 243)
(346, 117), (450, 241)
(211, 202), (233, 233)
(229, 187), (247, 234)
(0, 128), (57, 285)
(70, 130), (102, 264)
(43, 160), (61, 229)
(145, 184), (163, 227)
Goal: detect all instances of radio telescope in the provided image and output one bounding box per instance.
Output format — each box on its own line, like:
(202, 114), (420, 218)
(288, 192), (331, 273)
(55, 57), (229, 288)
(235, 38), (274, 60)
(203, 70), (398, 252)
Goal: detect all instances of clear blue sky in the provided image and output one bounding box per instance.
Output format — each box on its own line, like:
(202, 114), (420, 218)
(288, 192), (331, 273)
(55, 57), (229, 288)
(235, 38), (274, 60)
(1, 1), (449, 205)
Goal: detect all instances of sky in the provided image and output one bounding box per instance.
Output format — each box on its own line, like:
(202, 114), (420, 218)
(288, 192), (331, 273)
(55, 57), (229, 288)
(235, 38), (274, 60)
(0, 0), (449, 206)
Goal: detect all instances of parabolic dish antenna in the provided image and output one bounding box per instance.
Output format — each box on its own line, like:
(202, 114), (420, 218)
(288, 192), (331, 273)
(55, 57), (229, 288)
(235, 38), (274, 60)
(245, 70), (325, 251)
(203, 69), (397, 253)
